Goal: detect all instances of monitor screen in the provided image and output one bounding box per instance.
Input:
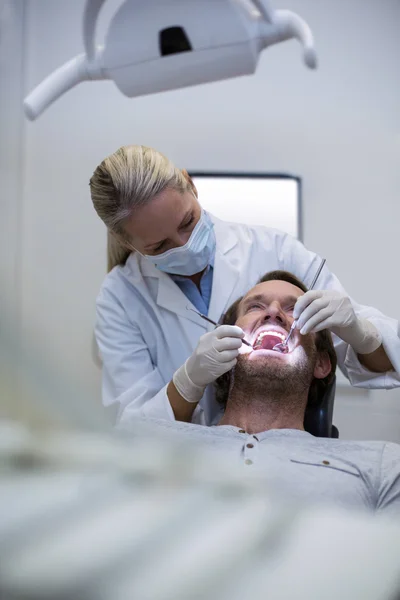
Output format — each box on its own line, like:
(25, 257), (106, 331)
(190, 173), (302, 240)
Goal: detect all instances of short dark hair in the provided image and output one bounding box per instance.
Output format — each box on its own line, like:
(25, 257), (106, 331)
(214, 270), (337, 409)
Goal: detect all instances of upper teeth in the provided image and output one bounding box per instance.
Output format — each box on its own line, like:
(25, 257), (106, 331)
(255, 330), (286, 344)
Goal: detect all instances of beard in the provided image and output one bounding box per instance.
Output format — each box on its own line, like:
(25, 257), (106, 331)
(231, 336), (318, 404)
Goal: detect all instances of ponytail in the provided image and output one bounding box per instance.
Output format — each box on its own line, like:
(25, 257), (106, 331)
(107, 231), (131, 272)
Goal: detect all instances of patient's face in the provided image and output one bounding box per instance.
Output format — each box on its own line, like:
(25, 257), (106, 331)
(237, 280), (304, 353)
(235, 280), (319, 386)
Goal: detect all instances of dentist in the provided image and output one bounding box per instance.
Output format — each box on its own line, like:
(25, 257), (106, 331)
(89, 145), (399, 425)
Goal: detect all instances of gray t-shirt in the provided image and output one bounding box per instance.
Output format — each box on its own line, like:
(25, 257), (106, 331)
(136, 418), (400, 515)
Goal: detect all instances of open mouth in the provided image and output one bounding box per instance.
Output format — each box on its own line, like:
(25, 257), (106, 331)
(252, 329), (289, 352)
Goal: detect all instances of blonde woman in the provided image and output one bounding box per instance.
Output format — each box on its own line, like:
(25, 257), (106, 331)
(89, 145), (398, 426)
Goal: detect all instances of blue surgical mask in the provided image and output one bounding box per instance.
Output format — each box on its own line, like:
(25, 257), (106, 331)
(144, 210), (215, 275)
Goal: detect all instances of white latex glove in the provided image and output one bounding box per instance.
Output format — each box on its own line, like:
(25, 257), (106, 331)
(293, 290), (382, 355)
(173, 325), (245, 403)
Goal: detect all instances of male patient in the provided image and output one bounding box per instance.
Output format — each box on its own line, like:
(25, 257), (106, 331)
(140, 271), (400, 514)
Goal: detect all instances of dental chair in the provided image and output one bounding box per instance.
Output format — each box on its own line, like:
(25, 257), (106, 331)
(304, 376), (339, 438)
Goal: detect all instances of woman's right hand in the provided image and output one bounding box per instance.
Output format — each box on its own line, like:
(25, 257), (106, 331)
(173, 326), (245, 403)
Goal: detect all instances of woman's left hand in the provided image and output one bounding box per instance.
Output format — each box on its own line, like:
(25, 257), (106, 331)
(293, 290), (382, 354)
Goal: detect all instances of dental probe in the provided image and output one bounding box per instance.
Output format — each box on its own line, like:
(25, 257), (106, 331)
(273, 258), (326, 353)
(186, 307), (252, 347)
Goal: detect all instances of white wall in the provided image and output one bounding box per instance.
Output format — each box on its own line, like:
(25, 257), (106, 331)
(0, 0), (25, 419)
(4, 0), (400, 438)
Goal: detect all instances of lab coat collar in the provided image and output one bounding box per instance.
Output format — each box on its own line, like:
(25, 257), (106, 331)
(207, 215), (240, 323)
(125, 214), (239, 325)
(126, 252), (203, 326)
(210, 213), (237, 255)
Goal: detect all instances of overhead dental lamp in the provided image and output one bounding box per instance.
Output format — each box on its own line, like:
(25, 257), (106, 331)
(23, 0), (318, 121)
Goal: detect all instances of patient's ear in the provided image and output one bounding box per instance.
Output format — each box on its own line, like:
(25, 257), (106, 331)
(182, 169), (198, 198)
(313, 351), (332, 379)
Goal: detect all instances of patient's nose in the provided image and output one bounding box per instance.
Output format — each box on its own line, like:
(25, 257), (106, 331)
(262, 302), (287, 326)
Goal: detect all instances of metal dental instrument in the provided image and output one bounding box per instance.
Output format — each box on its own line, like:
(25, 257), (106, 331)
(186, 307), (252, 347)
(273, 258), (327, 353)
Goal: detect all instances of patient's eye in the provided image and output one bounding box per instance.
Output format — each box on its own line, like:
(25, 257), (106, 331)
(247, 303), (263, 312)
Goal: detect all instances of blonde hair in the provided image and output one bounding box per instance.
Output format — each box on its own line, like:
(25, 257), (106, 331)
(89, 145), (193, 272)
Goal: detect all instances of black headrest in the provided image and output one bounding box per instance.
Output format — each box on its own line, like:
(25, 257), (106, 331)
(303, 376), (338, 438)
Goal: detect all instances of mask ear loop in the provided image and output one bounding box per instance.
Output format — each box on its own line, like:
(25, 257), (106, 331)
(125, 239), (146, 258)
(111, 231), (138, 255)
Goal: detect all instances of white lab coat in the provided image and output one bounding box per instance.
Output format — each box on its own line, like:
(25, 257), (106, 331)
(95, 215), (400, 426)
